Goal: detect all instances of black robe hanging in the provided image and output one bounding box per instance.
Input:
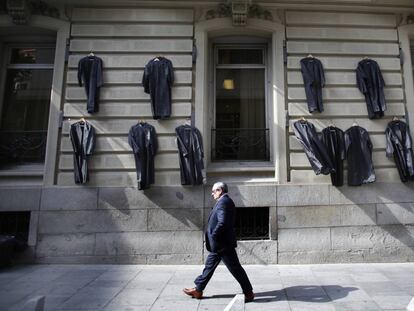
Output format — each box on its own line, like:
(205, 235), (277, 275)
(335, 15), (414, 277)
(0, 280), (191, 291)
(128, 122), (158, 190)
(142, 57), (174, 120)
(356, 58), (386, 119)
(69, 121), (96, 184)
(300, 57), (325, 113)
(385, 120), (414, 182)
(77, 55), (103, 113)
(321, 126), (345, 186)
(344, 125), (375, 186)
(293, 120), (334, 175)
(175, 125), (204, 185)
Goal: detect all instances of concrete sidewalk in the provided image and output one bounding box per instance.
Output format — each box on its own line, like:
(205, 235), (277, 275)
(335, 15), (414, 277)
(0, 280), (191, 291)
(0, 263), (413, 311)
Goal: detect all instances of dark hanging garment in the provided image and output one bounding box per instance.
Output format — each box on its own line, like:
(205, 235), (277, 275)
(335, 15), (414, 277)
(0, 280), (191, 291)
(142, 57), (174, 120)
(175, 125), (204, 185)
(293, 120), (334, 175)
(321, 126), (345, 186)
(300, 57), (325, 113)
(385, 120), (414, 182)
(344, 125), (375, 186)
(128, 122), (158, 190)
(77, 55), (103, 113)
(69, 121), (96, 184)
(356, 59), (386, 119)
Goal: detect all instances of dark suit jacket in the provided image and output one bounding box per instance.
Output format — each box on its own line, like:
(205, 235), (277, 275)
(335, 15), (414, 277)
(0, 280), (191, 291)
(205, 194), (237, 253)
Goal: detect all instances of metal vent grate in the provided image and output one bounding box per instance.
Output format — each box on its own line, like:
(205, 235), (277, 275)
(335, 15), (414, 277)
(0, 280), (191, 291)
(235, 207), (269, 240)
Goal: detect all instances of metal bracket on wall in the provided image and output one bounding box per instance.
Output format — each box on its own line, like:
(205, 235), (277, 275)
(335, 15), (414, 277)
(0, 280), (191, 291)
(283, 40), (287, 64)
(58, 111), (64, 129)
(399, 46), (404, 66)
(285, 110), (289, 128)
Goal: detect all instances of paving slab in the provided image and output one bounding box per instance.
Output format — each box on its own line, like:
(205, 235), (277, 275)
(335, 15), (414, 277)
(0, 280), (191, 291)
(0, 263), (413, 311)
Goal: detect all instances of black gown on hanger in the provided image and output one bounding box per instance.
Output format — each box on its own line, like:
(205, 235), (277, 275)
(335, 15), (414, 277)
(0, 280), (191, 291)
(356, 58), (386, 119)
(128, 122), (158, 190)
(300, 57), (325, 113)
(142, 57), (174, 119)
(344, 125), (375, 186)
(321, 126), (345, 186)
(385, 119), (414, 182)
(69, 120), (96, 184)
(293, 120), (334, 175)
(77, 55), (103, 113)
(175, 125), (204, 185)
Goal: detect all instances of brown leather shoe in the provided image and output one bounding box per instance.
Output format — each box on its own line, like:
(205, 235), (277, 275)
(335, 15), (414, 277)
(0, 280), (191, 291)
(244, 291), (255, 303)
(183, 287), (203, 299)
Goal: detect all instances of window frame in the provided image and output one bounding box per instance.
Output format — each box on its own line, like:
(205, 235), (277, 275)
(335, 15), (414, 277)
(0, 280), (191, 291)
(0, 44), (55, 128)
(212, 42), (270, 162)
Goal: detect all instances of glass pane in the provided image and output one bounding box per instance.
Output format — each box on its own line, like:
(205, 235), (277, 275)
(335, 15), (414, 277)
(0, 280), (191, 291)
(10, 48), (55, 64)
(214, 68), (268, 161)
(218, 48), (263, 65)
(0, 69), (52, 164)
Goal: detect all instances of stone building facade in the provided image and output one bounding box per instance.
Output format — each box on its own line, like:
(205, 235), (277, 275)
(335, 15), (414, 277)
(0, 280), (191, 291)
(1, 0), (414, 264)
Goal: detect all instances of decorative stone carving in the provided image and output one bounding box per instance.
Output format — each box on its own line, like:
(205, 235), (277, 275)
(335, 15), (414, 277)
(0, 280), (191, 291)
(205, 1), (273, 25)
(6, 0), (31, 25)
(6, 0), (60, 25)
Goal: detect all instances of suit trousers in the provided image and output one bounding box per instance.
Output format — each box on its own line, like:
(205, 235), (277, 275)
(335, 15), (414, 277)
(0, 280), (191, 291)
(194, 248), (253, 294)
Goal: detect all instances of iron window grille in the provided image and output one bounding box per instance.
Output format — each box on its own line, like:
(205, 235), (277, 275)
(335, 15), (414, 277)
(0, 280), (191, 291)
(235, 207), (269, 240)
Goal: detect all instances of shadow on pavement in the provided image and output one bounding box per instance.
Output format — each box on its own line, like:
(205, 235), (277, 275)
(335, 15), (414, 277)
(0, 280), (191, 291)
(253, 285), (358, 303)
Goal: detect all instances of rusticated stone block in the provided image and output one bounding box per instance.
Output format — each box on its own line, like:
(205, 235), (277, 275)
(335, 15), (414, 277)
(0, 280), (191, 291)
(95, 231), (203, 255)
(38, 210), (147, 234)
(278, 204), (376, 228)
(148, 209), (203, 231)
(277, 185), (330, 206)
(331, 225), (414, 251)
(329, 183), (414, 205)
(99, 186), (204, 209)
(236, 240), (278, 264)
(377, 203), (414, 225)
(41, 187), (98, 210)
(278, 228), (331, 252)
(147, 253), (202, 264)
(0, 187), (41, 211)
(36, 233), (95, 257)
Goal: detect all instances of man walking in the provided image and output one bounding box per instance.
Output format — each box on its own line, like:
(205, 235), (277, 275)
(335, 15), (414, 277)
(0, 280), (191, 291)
(183, 182), (254, 302)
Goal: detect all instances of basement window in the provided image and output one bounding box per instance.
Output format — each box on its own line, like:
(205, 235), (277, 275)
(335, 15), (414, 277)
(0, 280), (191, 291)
(235, 207), (269, 240)
(0, 212), (31, 242)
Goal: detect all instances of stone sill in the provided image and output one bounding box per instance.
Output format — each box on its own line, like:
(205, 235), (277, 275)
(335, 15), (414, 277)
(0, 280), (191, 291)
(0, 164), (44, 177)
(206, 162), (275, 173)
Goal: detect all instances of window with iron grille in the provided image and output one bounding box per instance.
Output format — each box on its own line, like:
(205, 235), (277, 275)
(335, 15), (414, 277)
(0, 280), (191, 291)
(0, 46), (54, 166)
(212, 44), (269, 161)
(0, 212), (31, 242)
(235, 207), (269, 240)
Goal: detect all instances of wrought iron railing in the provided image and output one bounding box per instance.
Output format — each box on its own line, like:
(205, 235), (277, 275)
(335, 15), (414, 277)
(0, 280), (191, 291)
(0, 130), (47, 164)
(235, 207), (269, 240)
(211, 128), (269, 161)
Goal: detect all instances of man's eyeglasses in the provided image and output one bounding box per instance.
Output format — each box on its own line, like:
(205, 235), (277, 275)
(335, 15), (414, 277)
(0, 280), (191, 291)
(211, 189), (219, 193)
